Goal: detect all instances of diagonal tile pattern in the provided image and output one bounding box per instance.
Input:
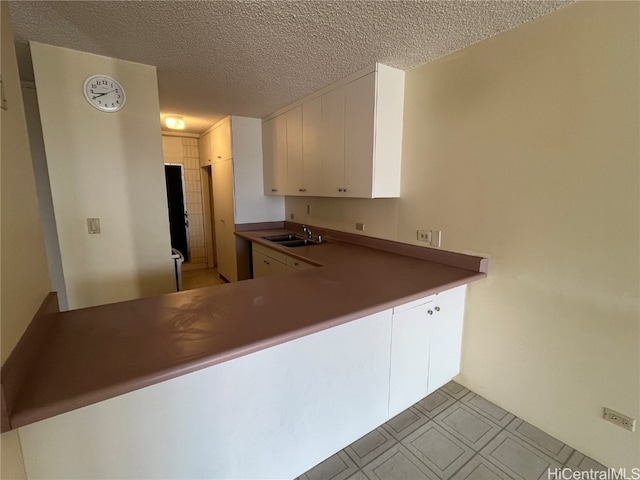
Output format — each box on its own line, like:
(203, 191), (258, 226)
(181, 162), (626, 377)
(300, 382), (608, 480)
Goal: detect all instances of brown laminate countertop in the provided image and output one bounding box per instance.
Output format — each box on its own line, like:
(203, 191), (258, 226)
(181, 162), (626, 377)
(9, 227), (486, 429)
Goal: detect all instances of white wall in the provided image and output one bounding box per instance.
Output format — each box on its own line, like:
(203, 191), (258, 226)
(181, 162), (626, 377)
(0, 3), (49, 478)
(286, 1), (639, 469)
(31, 42), (175, 310)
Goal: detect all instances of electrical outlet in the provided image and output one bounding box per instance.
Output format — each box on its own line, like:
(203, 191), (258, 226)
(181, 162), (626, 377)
(290, 213), (295, 220)
(417, 230), (431, 243)
(355, 223), (365, 231)
(603, 407), (636, 432)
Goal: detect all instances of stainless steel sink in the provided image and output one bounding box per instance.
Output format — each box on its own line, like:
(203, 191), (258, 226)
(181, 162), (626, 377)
(262, 234), (300, 242)
(262, 234), (323, 248)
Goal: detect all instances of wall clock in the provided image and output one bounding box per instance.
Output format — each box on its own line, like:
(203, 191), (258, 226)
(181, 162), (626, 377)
(83, 74), (126, 112)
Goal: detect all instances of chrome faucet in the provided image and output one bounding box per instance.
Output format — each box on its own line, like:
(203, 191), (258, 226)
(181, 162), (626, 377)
(302, 225), (312, 239)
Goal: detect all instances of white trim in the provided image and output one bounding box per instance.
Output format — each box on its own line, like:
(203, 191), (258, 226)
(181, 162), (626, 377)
(161, 131), (200, 138)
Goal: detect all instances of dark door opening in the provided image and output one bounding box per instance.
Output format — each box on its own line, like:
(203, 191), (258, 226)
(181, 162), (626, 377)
(164, 164), (189, 262)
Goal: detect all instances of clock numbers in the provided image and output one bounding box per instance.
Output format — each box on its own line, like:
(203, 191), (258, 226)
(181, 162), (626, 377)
(83, 74), (126, 112)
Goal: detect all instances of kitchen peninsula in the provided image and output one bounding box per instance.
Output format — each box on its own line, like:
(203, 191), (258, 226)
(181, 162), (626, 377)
(4, 223), (487, 479)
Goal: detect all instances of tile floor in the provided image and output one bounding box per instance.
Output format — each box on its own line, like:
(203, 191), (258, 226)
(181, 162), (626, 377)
(298, 381), (607, 480)
(181, 267), (225, 290)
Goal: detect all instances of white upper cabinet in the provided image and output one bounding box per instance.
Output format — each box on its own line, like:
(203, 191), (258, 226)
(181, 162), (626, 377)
(198, 131), (212, 167)
(211, 119), (232, 163)
(320, 86), (346, 196)
(263, 114), (287, 195)
(285, 106), (303, 195)
(262, 63), (405, 198)
(301, 97), (323, 195)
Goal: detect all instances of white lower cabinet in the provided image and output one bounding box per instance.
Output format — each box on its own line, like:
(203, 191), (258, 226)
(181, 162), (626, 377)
(427, 285), (466, 392)
(17, 285), (468, 479)
(286, 256), (315, 271)
(389, 285), (466, 418)
(252, 242), (315, 278)
(252, 249), (287, 278)
(389, 298), (433, 418)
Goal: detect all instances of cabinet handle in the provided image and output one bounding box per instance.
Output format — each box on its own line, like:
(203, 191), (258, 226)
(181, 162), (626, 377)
(271, 189), (278, 192)
(435, 306), (441, 312)
(338, 188), (343, 192)
(217, 155), (222, 159)
(299, 188), (306, 192)
(264, 260), (270, 265)
(294, 262), (299, 266)
(427, 310), (434, 315)
(343, 188), (348, 192)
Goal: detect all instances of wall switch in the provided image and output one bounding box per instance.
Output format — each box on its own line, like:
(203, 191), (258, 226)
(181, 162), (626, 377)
(417, 230), (431, 243)
(87, 218), (101, 234)
(603, 408), (636, 432)
(290, 213), (295, 220)
(355, 223), (365, 231)
(431, 230), (442, 247)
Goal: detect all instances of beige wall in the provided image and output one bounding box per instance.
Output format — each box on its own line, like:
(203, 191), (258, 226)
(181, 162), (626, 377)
(0, 9), (51, 364)
(31, 42), (175, 310)
(287, 1), (639, 468)
(0, 3), (46, 478)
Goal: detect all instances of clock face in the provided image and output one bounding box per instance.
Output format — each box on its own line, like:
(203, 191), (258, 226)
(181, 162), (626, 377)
(83, 75), (126, 112)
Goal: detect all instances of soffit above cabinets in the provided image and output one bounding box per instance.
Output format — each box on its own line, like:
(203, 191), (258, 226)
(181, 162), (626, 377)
(9, 1), (573, 134)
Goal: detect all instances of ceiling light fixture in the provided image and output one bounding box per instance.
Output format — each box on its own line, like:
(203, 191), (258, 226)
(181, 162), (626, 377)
(165, 116), (185, 130)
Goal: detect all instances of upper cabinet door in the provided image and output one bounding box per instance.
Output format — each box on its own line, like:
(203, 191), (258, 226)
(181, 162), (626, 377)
(212, 119), (232, 162)
(321, 86), (346, 196)
(198, 131), (212, 167)
(344, 73), (376, 198)
(262, 115), (287, 195)
(285, 106), (303, 195)
(302, 97), (323, 196)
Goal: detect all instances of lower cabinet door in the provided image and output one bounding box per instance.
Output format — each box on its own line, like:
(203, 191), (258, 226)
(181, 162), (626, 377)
(388, 301), (433, 418)
(427, 286), (466, 393)
(252, 251), (286, 278)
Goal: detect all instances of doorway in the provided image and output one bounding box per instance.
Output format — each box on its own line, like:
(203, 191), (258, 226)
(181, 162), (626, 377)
(164, 163), (189, 262)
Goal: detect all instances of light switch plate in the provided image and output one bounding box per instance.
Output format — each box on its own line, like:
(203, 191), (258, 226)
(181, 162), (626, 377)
(87, 218), (101, 234)
(355, 223), (365, 231)
(431, 230), (441, 247)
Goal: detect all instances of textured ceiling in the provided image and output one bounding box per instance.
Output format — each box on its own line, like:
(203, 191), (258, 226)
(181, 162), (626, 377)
(9, 0), (572, 134)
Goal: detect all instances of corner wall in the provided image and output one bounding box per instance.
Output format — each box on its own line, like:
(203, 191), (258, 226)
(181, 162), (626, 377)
(1, 2), (50, 478)
(30, 42), (175, 310)
(286, 2), (639, 468)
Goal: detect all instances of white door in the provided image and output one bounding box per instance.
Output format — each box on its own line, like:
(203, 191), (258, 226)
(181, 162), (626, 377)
(320, 86), (345, 196)
(286, 106), (303, 195)
(389, 300), (433, 418)
(427, 286), (466, 393)
(302, 97), (323, 196)
(344, 73), (376, 198)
